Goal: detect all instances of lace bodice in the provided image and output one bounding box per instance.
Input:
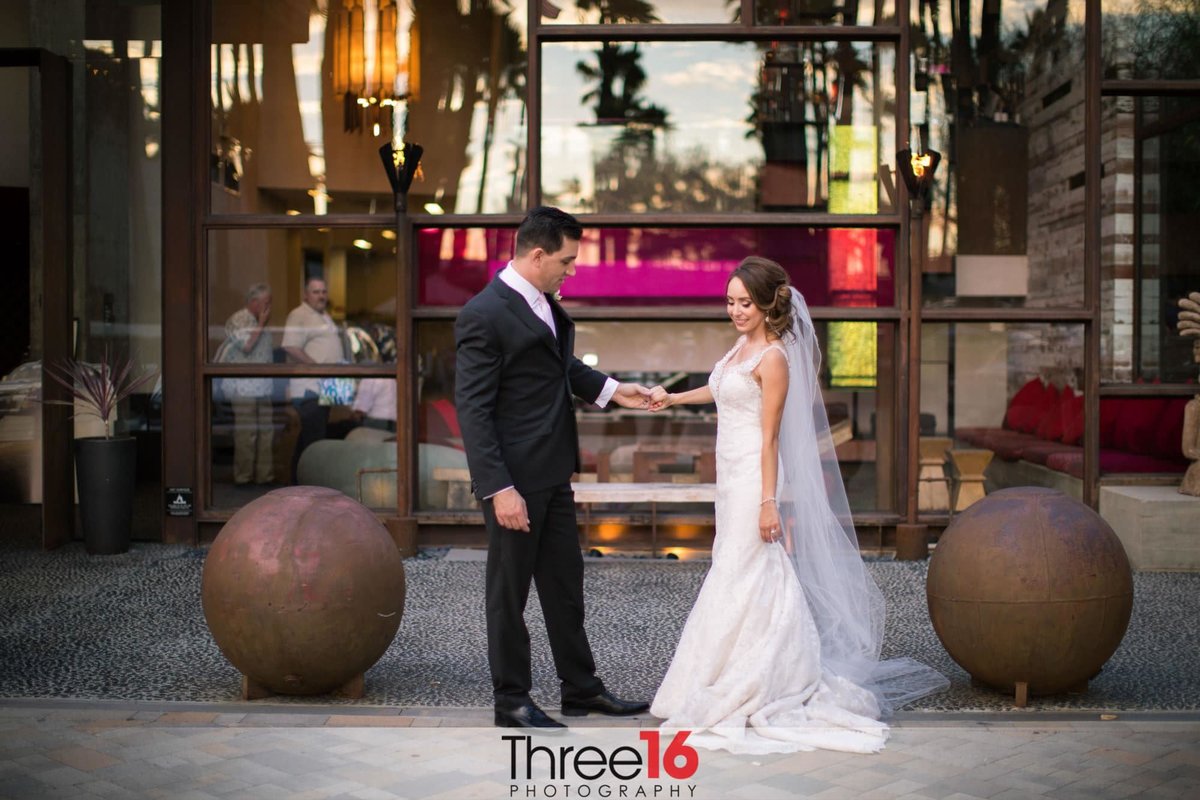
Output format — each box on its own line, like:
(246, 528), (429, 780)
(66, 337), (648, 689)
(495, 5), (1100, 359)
(708, 337), (789, 491)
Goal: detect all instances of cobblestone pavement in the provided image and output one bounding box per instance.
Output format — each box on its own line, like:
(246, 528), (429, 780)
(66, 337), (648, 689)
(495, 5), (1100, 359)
(1, 701), (1197, 800)
(4, 532), (1199, 797)
(3, 539), (1199, 713)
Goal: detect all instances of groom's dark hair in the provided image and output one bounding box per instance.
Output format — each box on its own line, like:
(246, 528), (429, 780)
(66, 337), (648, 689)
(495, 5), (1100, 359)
(515, 206), (583, 256)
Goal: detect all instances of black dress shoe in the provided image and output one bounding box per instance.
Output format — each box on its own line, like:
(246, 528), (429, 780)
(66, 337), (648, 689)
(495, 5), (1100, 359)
(494, 702), (567, 730)
(561, 691), (650, 717)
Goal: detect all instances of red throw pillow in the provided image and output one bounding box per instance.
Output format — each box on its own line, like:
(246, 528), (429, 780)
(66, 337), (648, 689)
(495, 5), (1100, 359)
(1005, 378), (1046, 432)
(1035, 384), (1063, 440)
(1061, 389), (1085, 445)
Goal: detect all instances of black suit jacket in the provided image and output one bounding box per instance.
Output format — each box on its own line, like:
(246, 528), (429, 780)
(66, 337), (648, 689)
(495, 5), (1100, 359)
(454, 274), (611, 500)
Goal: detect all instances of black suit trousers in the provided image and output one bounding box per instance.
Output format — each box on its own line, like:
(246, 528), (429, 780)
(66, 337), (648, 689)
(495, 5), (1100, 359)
(484, 482), (605, 707)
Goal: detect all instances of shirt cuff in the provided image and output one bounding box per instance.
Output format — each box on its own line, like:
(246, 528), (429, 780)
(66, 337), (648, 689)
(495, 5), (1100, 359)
(484, 485), (514, 500)
(595, 378), (619, 409)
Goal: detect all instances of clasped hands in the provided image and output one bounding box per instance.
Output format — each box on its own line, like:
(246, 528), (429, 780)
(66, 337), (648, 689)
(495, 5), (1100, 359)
(612, 382), (674, 412)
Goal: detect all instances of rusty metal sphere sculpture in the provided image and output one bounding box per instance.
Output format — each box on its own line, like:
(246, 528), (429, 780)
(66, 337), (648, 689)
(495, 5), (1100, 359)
(927, 487), (1132, 705)
(202, 487), (406, 698)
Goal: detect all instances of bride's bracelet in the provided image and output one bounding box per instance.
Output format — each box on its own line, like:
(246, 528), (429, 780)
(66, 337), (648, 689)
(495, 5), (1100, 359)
(760, 497), (776, 506)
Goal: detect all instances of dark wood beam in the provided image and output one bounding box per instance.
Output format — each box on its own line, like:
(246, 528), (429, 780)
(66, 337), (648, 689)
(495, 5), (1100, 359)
(413, 306), (907, 321)
(1099, 384), (1199, 397)
(535, 25), (900, 42)
(391, 211), (418, 553)
(1084, 0), (1102, 508)
(38, 51), (73, 550)
(160, 0), (202, 543)
(897, 0), (917, 525)
(921, 307), (1094, 322)
(528, 0), (542, 207)
(1101, 80), (1200, 97)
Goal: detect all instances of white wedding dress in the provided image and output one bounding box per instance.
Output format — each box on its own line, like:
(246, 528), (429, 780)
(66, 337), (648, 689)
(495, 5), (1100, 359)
(650, 337), (891, 755)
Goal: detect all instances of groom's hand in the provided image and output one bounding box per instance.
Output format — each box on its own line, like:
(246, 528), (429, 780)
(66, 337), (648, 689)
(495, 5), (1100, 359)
(612, 382), (652, 410)
(492, 487), (531, 532)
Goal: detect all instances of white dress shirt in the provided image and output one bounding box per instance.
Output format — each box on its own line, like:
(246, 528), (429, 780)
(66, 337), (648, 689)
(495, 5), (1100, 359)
(498, 264), (618, 407)
(486, 264), (619, 499)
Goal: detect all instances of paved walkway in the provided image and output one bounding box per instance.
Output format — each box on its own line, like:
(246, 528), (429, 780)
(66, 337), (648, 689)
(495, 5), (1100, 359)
(4, 535), (1199, 797)
(1, 700), (1197, 800)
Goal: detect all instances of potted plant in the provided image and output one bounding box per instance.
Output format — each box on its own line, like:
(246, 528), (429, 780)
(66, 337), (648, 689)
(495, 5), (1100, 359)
(46, 352), (157, 554)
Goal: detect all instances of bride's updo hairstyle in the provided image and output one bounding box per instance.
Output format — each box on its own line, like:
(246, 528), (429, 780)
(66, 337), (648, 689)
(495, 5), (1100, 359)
(728, 256), (795, 340)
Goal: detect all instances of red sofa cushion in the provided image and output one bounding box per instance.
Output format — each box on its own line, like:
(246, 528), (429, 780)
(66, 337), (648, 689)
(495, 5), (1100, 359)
(1114, 398), (1169, 455)
(1102, 449), (1190, 474)
(1035, 384), (1064, 440)
(1005, 378), (1047, 433)
(1061, 389), (1085, 445)
(954, 427), (993, 448)
(1020, 440), (1080, 466)
(1099, 398), (1123, 448)
(1045, 451), (1082, 478)
(1045, 449), (1190, 478)
(1151, 398), (1188, 460)
(977, 429), (1038, 459)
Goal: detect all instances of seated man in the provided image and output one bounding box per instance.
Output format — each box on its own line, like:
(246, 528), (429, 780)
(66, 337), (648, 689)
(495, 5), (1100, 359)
(353, 377), (397, 433)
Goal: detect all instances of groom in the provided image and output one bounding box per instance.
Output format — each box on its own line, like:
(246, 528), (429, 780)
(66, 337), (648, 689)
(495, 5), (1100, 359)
(455, 207), (651, 730)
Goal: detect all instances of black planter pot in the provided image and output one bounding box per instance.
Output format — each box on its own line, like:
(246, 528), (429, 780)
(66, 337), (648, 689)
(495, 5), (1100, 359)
(75, 436), (136, 555)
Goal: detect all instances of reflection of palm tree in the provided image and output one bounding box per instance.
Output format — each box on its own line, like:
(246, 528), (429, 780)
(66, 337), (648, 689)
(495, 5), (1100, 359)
(406, 0), (524, 213)
(570, 2), (673, 217)
(576, 44), (668, 134)
(573, 0), (667, 137)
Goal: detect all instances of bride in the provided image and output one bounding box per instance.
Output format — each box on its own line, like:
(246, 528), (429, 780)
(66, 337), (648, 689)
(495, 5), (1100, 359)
(647, 257), (947, 754)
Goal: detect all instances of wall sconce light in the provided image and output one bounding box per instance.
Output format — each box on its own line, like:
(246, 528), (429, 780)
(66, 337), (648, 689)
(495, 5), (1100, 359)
(896, 147), (942, 201)
(379, 141), (424, 212)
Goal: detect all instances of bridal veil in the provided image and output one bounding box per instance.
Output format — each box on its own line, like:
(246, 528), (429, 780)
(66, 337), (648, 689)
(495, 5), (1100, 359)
(776, 292), (949, 715)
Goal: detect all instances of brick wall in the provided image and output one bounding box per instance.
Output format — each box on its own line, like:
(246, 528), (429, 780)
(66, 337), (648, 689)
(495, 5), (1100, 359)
(1005, 36), (1135, 394)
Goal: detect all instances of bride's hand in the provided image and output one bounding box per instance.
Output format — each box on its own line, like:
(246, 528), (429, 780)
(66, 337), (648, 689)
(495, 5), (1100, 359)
(648, 385), (673, 412)
(759, 502), (781, 543)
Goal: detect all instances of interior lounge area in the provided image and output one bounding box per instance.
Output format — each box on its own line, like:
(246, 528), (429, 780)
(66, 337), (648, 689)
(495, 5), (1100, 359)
(0, 0), (1196, 559)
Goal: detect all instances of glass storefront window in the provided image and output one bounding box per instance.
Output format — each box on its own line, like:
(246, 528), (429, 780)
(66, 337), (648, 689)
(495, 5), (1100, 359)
(207, 375), (396, 511)
(418, 226), (897, 307)
(542, 40), (897, 214)
(542, 0), (735, 24)
(1103, 0), (1200, 80)
(11, 4), (165, 532)
(756, 0), (897, 26)
(210, 0), (528, 215)
(922, 322), (1083, 440)
(207, 227), (398, 364)
(924, 322), (1082, 498)
(916, 322), (1189, 496)
(416, 319), (896, 514)
(912, 0), (1086, 309)
(1101, 96), (1200, 385)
